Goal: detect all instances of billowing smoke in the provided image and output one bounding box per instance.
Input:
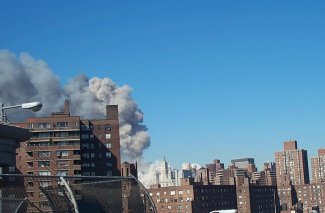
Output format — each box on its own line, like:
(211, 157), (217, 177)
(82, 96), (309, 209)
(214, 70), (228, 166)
(137, 159), (203, 188)
(137, 160), (162, 188)
(0, 49), (150, 160)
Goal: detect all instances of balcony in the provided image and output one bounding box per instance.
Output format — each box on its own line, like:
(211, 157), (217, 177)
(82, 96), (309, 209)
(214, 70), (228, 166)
(29, 136), (80, 142)
(30, 126), (80, 132)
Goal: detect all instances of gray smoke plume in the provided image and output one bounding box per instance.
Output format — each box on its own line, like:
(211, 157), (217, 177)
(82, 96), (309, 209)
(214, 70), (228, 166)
(0, 49), (150, 160)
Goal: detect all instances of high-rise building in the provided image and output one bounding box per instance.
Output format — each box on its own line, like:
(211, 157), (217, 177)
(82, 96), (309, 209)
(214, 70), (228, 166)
(16, 100), (121, 177)
(275, 140), (309, 212)
(311, 148), (325, 183)
(15, 100), (121, 210)
(275, 140), (309, 186)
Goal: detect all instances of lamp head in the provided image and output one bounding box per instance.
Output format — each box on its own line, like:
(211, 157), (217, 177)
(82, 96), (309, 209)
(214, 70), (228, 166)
(21, 102), (43, 112)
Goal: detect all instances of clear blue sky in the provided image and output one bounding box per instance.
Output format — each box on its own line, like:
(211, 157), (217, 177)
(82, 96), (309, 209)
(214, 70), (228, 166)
(1, 0), (325, 169)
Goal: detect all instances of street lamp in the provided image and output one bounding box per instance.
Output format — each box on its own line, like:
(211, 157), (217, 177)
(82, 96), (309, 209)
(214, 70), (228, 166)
(0, 101), (43, 122)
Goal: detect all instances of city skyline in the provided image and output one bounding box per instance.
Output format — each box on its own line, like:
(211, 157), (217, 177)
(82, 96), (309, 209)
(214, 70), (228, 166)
(1, 1), (325, 169)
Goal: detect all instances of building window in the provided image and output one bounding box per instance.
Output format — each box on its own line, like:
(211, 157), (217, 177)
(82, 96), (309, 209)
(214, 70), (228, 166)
(56, 122), (69, 128)
(38, 151), (50, 157)
(57, 150), (69, 157)
(39, 132), (51, 138)
(106, 143), (112, 148)
(82, 162), (90, 167)
(171, 191), (176, 195)
(38, 123), (50, 128)
(81, 143), (89, 149)
(39, 171), (51, 176)
(82, 153), (90, 159)
(106, 152), (111, 158)
(105, 124), (111, 131)
(57, 160), (69, 167)
(81, 125), (89, 131)
(38, 161), (50, 167)
(105, 134), (111, 139)
(57, 170), (68, 176)
(39, 201), (50, 208)
(81, 134), (89, 139)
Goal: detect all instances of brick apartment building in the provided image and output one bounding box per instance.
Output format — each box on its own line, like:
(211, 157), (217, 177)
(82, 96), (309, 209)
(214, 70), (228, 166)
(275, 140), (309, 212)
(15, 100), (121, 210)
(149, 178), (237, 213)
(311, 148), (325, 184)
(149, 177), (278, 213)
(275, 140), (310, 187)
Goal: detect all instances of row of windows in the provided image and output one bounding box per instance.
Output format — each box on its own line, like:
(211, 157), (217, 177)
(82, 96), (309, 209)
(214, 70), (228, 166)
(82, 171), (112, 176)
(38, 170), (69, 176)
(81, 152), (112, 159)
(81, 142), (112, 149)
(27, 160), (70, 167)
(33, 131), (79, 138)
(28, 141), (79, 146)
(81, 133), (111, 140)
(30, 122), (77, 129)
(27, 150), (80, 157)
(30, 123), (114, 132)
(37, 150), (69, 157)
(81, 124), (111, 131)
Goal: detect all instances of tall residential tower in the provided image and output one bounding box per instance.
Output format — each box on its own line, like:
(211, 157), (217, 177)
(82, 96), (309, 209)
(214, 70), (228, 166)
(311, 148), (325, 183)
(275, 140), (309, 186)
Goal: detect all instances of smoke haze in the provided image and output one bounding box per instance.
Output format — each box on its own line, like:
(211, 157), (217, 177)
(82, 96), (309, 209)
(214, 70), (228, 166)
(0, 49), (150, 160)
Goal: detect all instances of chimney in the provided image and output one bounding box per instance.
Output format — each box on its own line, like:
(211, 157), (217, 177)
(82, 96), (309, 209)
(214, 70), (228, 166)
(106, 105), (118, 120)
(64, 99), (70, 115)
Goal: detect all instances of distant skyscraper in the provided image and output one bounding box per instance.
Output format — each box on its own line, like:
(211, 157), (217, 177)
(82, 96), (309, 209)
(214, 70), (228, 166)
(275, 140), (309, 186)
(311, 148), (325, 183)
(153, 158), (180, 187)
(231, 157), (255, 169)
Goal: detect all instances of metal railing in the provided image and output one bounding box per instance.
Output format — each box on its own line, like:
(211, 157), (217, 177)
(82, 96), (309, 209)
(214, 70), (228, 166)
(0, 174), (157, 213)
